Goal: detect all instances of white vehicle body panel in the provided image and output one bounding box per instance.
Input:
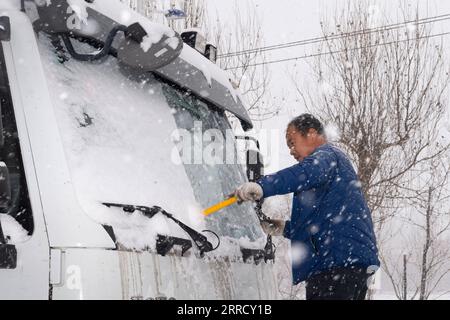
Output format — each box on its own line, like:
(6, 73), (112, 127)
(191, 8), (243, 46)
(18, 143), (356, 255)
(51, 249), (277, 300)
(4, 10), (115, 248)
(0, 2), (279, 300)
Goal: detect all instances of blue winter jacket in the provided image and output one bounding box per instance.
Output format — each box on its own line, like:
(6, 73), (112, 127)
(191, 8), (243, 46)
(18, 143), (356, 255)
(257, 143), (380, 284)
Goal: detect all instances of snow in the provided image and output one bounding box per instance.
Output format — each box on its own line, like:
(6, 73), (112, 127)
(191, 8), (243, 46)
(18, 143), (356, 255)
(65, 0), (176, 54)
(406, 23), (417, 33)
(37, 36), (264, 256)
(139, 23), (176, 53)
(0, 214), (30, 244)
(67, 0), (89, 25)
(166, 37), (180, 50)
(179, 44), (239, 103)
(63, 0), (240, 105)
(319, 80), (335, 96)
(83, 0), (175, 42)
(0, 0), (21, 10)
(324, 123), (340, 142)
(290, 242), (308, 266)
(38, 37), (201, 250)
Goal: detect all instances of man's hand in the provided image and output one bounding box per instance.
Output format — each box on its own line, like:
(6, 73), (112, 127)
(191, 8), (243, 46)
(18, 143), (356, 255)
(260, 219), (285, 236)
(232, 182), (263, 203)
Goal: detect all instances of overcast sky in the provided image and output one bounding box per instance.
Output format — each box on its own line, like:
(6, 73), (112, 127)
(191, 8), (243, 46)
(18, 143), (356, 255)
(208, 0), (450, 173)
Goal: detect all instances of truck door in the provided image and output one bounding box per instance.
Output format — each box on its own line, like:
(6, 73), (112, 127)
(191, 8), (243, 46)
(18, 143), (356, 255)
(0, 13), (49, 300)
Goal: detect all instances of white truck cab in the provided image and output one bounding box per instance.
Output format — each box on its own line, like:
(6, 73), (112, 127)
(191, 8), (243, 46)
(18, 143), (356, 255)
(0, 0), (278, 300)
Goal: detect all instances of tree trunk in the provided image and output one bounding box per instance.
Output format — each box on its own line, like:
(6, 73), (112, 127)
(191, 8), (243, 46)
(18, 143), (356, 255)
(419, 187), (432, 300)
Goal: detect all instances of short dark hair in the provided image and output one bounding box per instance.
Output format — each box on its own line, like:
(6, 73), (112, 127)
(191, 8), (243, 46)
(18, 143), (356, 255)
(288, 114), (324, 136)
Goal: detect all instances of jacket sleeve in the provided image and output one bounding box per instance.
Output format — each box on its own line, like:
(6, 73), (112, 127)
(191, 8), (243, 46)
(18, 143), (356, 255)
(257, 148), (336, 198)
(283, 220), (292, 240)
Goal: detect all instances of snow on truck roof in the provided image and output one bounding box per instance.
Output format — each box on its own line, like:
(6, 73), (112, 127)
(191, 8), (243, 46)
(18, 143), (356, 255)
(32, 0), (253, 130)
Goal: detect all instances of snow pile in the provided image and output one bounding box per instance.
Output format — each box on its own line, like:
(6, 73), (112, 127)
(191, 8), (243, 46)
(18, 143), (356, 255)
(67, 0), (89, 25)
(0, 214), (30, 244)
(165, 37), (180, 50)
(84, 0), (175, 48)
(139, 23), (176, 52)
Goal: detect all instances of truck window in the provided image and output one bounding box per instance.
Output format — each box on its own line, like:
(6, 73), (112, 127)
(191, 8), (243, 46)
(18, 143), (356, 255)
(162, 84), (263, 241)
(0, 42), (34, 235)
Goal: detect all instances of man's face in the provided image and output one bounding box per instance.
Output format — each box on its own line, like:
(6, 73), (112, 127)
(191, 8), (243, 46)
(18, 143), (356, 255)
(285, 126), (316, 161)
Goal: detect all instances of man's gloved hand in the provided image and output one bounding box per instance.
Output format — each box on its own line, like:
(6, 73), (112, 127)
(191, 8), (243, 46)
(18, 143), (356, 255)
(260, 219), (286, 236)
(233, 182), (264, 203)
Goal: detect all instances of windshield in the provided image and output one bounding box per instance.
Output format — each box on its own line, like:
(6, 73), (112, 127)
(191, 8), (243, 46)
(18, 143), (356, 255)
(37, 36), (263, 250)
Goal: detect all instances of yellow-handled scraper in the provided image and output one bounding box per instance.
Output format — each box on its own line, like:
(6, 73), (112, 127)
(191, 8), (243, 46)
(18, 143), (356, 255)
(203, 196), (238, 216)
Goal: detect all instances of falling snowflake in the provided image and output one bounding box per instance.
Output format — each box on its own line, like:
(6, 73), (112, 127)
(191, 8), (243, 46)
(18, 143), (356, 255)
(325, 123), (340, 142)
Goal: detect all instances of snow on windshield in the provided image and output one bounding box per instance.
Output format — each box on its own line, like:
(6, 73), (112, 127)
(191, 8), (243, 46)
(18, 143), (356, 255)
(38, 36), (202, 250)
(37, 36), (263, 252)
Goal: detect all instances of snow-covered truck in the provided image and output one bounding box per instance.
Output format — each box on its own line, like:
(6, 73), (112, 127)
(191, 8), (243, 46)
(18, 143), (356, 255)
(0, 0), (277, 299)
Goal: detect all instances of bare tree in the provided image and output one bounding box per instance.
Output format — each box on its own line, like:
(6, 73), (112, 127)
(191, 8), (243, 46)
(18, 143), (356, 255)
(211, 1), (276, 121)
(292, 1), (450, 232)
(381, 156), (450, 300)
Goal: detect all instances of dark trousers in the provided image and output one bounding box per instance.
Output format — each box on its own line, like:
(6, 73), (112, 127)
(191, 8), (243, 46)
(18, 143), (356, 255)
(305, 267), (371, 300)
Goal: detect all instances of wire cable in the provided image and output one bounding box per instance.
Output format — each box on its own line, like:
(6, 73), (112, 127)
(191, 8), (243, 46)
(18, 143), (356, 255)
(225, 31), (450, 70)
(218, 13), (450, 59)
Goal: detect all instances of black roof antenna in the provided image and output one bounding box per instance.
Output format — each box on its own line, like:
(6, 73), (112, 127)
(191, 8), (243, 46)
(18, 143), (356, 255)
(20, 0), (25, 12)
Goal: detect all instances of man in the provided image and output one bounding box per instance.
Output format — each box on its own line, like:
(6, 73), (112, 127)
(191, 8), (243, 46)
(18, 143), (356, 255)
(233, 114), (380, 300)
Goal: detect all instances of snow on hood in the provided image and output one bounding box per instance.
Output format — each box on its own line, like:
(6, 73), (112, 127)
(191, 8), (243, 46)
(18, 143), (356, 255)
(0, 214), (30, 244)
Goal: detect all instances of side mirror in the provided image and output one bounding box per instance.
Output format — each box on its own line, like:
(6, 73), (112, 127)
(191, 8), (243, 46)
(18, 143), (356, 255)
(246, 149), (264, 182)
(0, 162), (11, 211)
(235, 136), (264, 182)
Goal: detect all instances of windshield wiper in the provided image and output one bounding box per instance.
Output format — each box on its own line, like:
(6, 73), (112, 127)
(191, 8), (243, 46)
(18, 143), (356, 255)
(102, 202), (220, 257)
